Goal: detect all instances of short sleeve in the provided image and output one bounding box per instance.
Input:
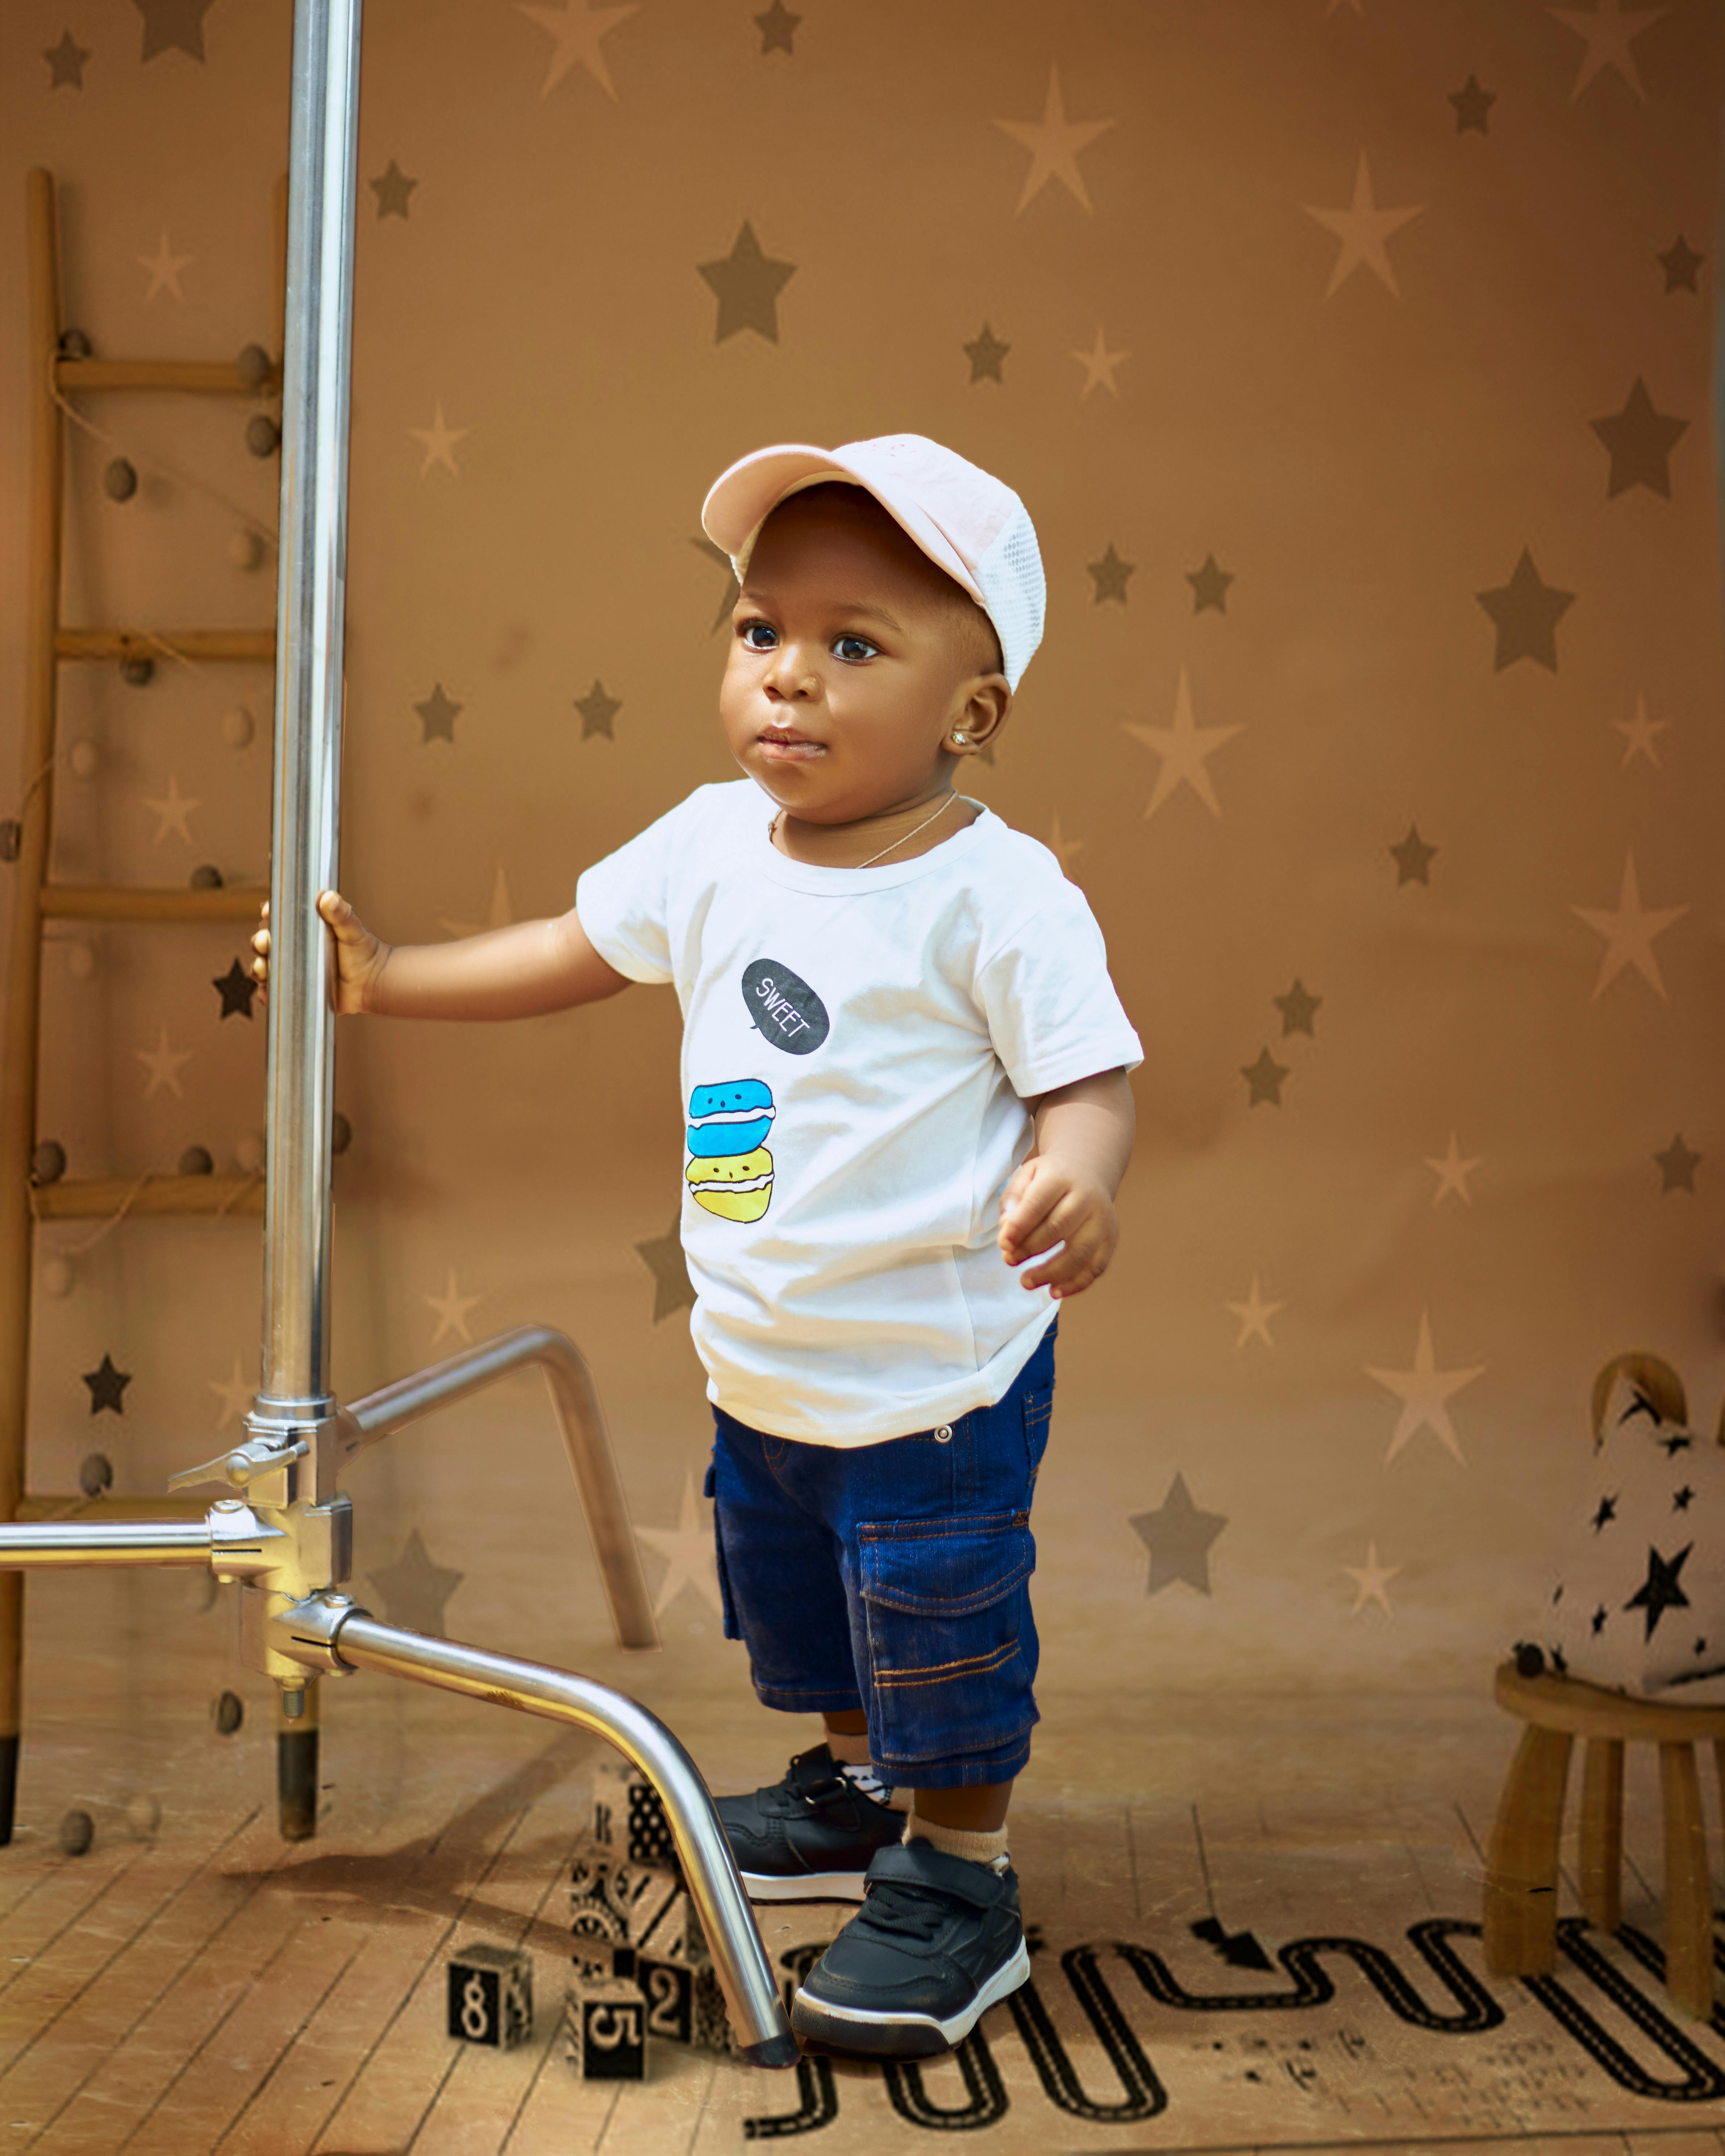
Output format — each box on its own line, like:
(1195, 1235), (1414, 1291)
(976, 879), (1143, 1099)
(573, 793), (695, 986)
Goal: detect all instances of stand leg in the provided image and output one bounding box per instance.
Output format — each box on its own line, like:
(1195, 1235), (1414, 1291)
(1484, 1724), (1572, 1974)
(277, 1678), (319, 1842)
(1658, 1742), (1715, 2020)
(0, 1578), (21, 1847)
(1578, 1736), (1624, 1932)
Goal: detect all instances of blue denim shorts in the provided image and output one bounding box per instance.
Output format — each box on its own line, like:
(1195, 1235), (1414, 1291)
(704, 1319), (1056, 1789)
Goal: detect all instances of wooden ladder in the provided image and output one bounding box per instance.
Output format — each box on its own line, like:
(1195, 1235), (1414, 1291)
(0, 168), (296, 1844)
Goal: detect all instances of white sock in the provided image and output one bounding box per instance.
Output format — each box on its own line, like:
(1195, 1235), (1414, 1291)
(903, 1798), (1010, 1872)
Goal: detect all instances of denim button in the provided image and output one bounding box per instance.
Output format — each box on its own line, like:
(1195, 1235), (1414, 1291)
(934, 1424), (952, 1443)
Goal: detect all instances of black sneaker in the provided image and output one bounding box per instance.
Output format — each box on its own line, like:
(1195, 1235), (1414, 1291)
(789, 1838), (1029, 2056)
(715, 1744), (906, 1903)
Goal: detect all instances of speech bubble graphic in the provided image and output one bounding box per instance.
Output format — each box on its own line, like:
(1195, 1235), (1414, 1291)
(741, 958), (829, 1055)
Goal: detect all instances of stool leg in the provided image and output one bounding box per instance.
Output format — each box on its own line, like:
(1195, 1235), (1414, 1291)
(1658, 1742), (1715, 2021)
(1578, 1737), (1624, 1932)
(1484, 1725), (1572, 1975)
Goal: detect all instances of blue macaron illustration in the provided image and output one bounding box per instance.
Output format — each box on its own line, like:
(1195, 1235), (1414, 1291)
(686, 1079), (776, 1221)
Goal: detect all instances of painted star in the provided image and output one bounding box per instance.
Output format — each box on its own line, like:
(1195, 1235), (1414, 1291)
(425, 1270), (482, 1347)
(698, 222), (796, 343)
(1087, 544), (1134, 604)
(1226, 1278), (1284, 1348)
(1589, 377), (1687, 499)
(409, 403), (467, 477)
(82, 1354), (132, 1415)
(1070, 326), (1128, 399)
(519, 0), (638, 99)
(963, 322), (1011, 384)
(208, 1355), (252, 1432)
(370, 159), (418, 219)
(368, 1528), (464, 1635)
(1303, 151), (1422, 298)
(1121, 667), (1243, 821)
(1345, 1542), (1400, 1617)
(1654, 1133), (1700, 1193)
(136, 1023), (192, 1100)
(1657, 233), (1703, 292)
(1549, 0), (1667, 103)
(212, 958), (256, 1020)
(1187, 554), (1234, 613)
(44, 31), (91, 88)
(576, 679), (622, 739)
(415, 683), (462, 745)
(1391, 824), (1437, 885)
(138, 231), (192, 302)
(754, 0), (800, 54)
(1624, 1540), (1691, 1640)
(1046, 815), (1086, 875)
(993, 66), (1117, 215)
(440, 863), (514, 940)
(142, 775), (199, 845)
(1449, 74), (1496, 132)
(1366, 1309), (1485, 1465)
(1240, 1048), (1289, 1108)
(1130, 1472), (1227, 1596)
(1273, 979), (1322, 1037)
(635, 1217), (695, 1324)
(636, 1471), (724, 1618)
(1613, 692), (1667, 767)
(1476, 548), (1574, 671)
(1570, 851), (1686, 998)
(1591, 1493), (1617, 1531)
(1425, 1133), (1483, 1206)
(691, 534), (742, 633)
(134, 0), (216, 63)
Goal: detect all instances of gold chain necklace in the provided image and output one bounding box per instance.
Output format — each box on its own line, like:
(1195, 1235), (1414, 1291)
(772, 792), (957, 871)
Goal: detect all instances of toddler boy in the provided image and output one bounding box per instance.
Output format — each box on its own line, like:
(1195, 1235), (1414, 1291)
(253, 435), (1141, 2058)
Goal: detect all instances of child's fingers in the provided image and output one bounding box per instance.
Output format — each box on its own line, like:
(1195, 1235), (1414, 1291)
(1023, 1223), (1113, 1296)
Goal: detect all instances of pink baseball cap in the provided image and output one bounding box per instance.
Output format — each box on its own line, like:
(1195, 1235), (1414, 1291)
(701, 434), (1046, 689)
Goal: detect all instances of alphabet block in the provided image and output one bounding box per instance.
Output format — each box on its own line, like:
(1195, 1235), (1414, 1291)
(563, 1974), (646, 2080)
(569, 1847), (675, 1980)
(592, 1757), (679, 1869)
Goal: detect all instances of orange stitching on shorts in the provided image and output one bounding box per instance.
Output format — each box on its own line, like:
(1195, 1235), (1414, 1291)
(872, 1638), (1020, 1688)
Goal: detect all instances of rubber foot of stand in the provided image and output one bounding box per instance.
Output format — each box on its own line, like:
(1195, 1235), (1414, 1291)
(277, 1726), (318, 1843)
(738, 2031), (801, 2069)
(0, 1734), (17, 1847)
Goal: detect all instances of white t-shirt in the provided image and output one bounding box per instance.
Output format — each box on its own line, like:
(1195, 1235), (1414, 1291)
(575, 780), (1143, 1445)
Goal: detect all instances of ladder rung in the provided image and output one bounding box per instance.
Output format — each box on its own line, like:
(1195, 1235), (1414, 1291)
(33, 1175), (264, 1221)
(42, 885), (265, 923)
(14, 1494), (210, 1522)
(55, 628), (275, 664)
(57, 358), (278, 397)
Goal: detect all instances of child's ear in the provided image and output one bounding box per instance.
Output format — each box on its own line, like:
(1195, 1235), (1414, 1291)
(1590, 1351), (1687, 1446)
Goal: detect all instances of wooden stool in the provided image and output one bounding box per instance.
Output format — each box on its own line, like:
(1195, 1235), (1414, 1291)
(1484, 1659), (1725, 2019)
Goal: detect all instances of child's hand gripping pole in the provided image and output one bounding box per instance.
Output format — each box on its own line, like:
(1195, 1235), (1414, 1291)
(251, 890), (391, 1016)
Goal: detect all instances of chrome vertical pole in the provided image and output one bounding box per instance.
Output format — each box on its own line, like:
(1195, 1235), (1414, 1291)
(260, 0), (362, 1426)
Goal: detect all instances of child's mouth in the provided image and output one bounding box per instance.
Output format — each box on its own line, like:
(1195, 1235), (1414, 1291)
(757, 735), (826, 761)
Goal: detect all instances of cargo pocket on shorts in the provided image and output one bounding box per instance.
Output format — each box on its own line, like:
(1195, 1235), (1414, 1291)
(858, 1510), (1037, 1768)
(704, 1459), (741, 1641)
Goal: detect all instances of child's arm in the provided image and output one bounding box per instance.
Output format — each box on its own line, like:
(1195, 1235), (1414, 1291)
(251, 889), (632, 1019)
(997, 1068), (1135, 1300)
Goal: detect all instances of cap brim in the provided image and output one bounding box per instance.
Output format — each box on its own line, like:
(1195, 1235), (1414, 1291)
(700, 444), (986, 608)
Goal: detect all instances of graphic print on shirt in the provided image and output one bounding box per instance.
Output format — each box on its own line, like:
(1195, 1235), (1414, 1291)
(741, 958), (830, 1055)
(685, 1079), (776, 1221)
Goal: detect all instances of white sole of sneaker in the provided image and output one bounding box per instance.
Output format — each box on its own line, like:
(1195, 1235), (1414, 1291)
(789, 1937), (1030, 2055)
(741, 1867), (869, 1903)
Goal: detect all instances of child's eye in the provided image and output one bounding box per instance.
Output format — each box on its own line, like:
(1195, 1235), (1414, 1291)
(740, 621), (778, 650)
(833, 634), (878, 664)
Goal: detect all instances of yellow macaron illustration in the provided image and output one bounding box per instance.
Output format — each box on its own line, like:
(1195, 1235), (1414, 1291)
(685, 1080), (775, 1221)
(686, 1144), (774, 1222)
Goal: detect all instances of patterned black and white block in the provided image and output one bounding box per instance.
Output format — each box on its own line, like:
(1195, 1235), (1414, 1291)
(592, 1756), (679, 1869)
(631, 1890), (734, 2053)
(1527, 1360), (1725, 1703)
(447, 1942), (532, 2049)
(569, 1846), (676, 1980)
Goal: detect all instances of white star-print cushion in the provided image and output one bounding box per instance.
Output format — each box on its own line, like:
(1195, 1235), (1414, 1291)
(1528, 1355), (1725, 1705)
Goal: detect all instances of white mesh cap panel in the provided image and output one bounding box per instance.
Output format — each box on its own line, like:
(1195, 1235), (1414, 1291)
(971, 504), (1046, 690)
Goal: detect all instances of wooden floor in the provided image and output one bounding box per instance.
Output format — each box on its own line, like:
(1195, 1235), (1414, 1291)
(0, 1580), (1720, 2154)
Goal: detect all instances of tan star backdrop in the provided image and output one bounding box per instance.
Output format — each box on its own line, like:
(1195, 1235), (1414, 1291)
(2, 0), (1724, 1735)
